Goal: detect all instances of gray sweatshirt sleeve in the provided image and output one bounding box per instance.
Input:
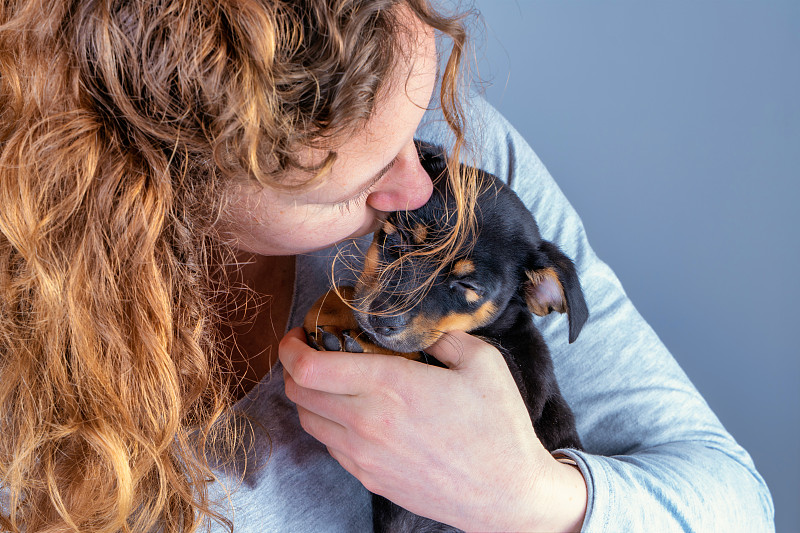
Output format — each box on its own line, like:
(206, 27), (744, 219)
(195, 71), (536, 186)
(417, 95), (775, 532)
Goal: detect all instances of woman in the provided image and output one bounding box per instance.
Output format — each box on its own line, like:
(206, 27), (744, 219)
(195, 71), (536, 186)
(0, 0), (773, 532)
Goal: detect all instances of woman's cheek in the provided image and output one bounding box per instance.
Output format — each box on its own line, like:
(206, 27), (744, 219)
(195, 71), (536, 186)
(281, 209), (372, 252)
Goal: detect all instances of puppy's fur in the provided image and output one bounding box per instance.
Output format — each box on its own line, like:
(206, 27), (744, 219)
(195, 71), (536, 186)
(304, 142), (588, 532)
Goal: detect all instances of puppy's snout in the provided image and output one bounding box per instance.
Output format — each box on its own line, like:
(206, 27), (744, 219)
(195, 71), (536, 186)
(369, 314), (409, 337)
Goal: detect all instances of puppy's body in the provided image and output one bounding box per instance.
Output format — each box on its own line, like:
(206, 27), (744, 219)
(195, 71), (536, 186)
(304, 143), (588, 532)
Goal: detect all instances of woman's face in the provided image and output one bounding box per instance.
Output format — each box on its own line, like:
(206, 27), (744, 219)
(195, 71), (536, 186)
(220, 15), (437, 257)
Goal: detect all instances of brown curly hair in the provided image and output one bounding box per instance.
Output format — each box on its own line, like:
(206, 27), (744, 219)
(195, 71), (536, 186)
(0, 0), (473, 531)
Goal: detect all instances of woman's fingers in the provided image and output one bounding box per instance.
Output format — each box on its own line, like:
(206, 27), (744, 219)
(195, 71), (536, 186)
(294, 404), (348, 449)
(283, 364), (360, 428)
(279, 326), (383, 396)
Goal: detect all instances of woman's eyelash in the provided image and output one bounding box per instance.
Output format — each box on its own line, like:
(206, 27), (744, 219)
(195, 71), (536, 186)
(336, 159), (396, 213)
(336, 186), (374, 214)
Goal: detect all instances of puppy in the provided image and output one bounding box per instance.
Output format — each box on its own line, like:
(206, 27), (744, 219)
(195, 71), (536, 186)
(304, 142), (588, 532)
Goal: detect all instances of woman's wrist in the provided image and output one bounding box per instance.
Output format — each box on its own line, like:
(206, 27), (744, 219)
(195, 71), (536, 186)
(550, 454), (588, 532)
(509, 452), (588, 533)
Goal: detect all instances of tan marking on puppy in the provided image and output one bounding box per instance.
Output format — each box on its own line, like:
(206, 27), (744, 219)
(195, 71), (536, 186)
(304, 287), (359, 332)
(435, 301), (498, 332)
(412, 222), (428, 244)
(464, 288), (481, 304)
(401, 314), (442, 349)
(361, 241), (380, 282)
(406, 301), (499, 348)
(452, 259), (475, 276)
(382, 220), (397, 235)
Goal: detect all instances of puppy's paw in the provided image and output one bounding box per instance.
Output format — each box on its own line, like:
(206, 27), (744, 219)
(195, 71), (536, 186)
(306, 325), (366, 353)
(302, 286), (419, 359)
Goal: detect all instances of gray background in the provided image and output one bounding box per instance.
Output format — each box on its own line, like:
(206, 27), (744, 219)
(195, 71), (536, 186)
(465, 1), (798, 531)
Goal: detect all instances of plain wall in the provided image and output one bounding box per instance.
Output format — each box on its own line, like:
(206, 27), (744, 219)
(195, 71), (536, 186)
(466, 1), (799, 531)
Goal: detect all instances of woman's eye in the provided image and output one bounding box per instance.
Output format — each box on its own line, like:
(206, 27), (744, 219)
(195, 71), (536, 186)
(336, 187), (372, 214)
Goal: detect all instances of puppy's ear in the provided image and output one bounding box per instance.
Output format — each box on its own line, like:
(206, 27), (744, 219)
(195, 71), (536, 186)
(524, 240), (589, 343)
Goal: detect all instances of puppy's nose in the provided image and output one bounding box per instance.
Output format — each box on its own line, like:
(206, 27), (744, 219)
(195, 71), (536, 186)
(369, 314), (409, 337)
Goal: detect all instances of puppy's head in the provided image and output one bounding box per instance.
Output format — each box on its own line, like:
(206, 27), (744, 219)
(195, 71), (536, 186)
(352, 145), (588, 353)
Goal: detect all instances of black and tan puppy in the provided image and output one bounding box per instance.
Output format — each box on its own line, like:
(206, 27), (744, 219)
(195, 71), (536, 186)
(304, 142), (588, 532)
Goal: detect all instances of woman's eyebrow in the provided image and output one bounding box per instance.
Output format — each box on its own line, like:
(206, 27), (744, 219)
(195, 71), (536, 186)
(334, 157), (397, 203)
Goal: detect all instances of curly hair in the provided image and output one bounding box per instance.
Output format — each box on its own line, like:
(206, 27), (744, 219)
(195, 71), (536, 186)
(0, 0), (473, 531)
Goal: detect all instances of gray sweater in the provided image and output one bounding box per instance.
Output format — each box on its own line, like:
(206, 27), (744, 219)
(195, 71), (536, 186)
(205, 96), (774, 532)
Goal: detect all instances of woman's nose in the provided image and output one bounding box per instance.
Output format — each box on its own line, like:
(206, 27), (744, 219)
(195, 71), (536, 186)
(365, 142), (433, 212)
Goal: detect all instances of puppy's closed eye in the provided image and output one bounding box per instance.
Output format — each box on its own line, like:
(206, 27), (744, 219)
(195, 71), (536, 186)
(449, 279), (484, 303)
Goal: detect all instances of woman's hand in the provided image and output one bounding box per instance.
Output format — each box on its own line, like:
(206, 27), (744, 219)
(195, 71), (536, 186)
(279, 327), (587, 532)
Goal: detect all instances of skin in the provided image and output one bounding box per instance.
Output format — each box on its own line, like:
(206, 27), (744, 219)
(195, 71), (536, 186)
(219, 25), (434, 257)
(221, 8), (587, 532)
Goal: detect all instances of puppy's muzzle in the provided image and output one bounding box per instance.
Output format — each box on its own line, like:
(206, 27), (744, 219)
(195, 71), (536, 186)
(368, 313), (410, 338)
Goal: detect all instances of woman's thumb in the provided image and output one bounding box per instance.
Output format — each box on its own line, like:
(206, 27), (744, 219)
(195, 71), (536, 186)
(424, 330), (488, 370)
